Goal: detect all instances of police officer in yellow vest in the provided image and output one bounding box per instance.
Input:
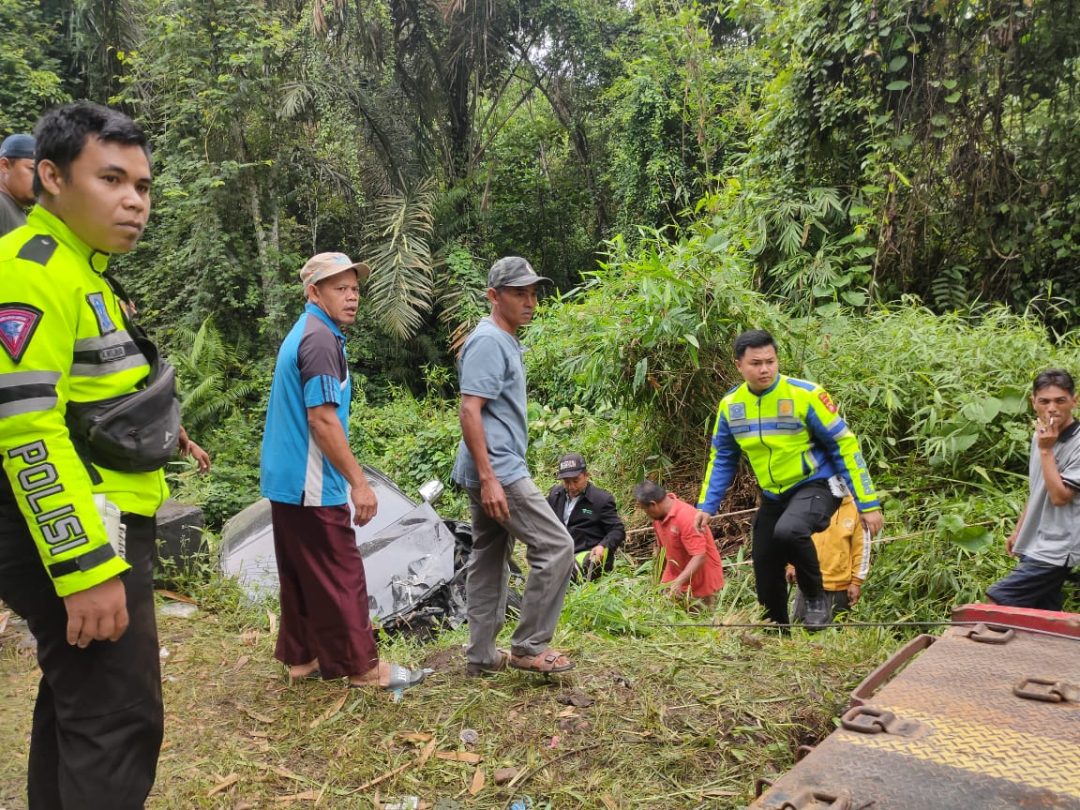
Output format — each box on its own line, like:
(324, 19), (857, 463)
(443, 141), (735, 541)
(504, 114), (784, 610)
(694, 330), (883, 629)
(0, 103), (198, 809)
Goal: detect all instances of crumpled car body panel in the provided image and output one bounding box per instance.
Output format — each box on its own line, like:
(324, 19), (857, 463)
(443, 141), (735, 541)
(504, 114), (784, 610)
(219, 467), (456, 622)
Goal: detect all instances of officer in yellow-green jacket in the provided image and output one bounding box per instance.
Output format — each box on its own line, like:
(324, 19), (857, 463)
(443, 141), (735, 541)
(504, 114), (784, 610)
(694, 329), (883, 629)
(0, 103), (203, 809)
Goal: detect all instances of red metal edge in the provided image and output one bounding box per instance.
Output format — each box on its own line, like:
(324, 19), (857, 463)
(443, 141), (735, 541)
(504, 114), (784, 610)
(848, 633), (935, 708)
(952, 602), (1080, 638)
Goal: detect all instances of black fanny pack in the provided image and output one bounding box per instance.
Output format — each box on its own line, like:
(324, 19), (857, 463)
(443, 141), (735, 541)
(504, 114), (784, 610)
(65, 296), (181, 473)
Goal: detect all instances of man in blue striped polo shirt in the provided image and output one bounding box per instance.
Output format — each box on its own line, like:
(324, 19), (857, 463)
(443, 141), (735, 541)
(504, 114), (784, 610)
(261, 252), (424, 691)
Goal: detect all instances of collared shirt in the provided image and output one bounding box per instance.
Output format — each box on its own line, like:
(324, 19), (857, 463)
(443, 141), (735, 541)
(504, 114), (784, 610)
(546, 481), (626, 556)
(562, 494), (580, 523)
(1013, 420), (1080, 567)
(451, 317), (529, 489)
(261, 303), (351, 506)
(652, 494), (725, 598)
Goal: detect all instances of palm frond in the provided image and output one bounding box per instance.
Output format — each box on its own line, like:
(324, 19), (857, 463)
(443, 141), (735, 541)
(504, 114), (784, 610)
(363, 178), (438, 339)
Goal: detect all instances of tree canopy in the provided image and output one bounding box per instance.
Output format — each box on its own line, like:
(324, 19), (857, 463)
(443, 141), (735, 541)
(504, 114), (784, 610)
(8, 0), (1076, 372)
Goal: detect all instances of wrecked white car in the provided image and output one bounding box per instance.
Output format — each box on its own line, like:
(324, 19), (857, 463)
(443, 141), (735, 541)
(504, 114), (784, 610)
(219, 468), (474, 631)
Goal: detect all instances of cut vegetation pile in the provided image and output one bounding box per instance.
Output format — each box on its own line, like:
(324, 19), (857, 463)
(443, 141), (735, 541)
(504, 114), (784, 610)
(1, 574), (902, 809)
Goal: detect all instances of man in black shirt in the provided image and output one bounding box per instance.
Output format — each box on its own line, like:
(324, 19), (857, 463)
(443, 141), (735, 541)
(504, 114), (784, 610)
(546, 453), (626, 580)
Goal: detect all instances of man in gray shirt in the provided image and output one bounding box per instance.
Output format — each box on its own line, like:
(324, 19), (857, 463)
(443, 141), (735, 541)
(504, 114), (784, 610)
(452, 256), (575, 676)
(988, 368), (1080, 610)
(0, 134), (35, 235)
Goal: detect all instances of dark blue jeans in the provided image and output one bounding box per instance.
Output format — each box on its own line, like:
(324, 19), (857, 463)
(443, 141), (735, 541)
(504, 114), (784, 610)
(987, 556), (1072, 611)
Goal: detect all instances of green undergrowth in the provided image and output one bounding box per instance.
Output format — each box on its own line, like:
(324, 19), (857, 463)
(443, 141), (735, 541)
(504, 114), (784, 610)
(2, 568), (903, 810)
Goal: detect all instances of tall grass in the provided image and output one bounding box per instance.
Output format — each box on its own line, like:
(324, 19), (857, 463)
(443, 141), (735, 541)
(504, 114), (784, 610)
(526, 244), (1080, 620)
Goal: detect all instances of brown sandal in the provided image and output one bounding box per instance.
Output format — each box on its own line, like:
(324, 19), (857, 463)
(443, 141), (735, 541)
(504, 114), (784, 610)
(509, 648), (575, 673)
(465, 649), (510, 678)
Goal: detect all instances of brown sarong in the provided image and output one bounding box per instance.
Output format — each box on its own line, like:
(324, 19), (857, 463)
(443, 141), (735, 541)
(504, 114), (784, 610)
(270, 501), (379, 679)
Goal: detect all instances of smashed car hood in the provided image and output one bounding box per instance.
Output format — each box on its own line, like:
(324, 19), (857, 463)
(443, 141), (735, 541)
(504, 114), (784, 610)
(219, 467), (456, 622)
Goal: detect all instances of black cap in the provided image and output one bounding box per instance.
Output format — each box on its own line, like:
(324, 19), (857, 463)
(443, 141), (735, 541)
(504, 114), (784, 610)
(556, 453), (587, 479)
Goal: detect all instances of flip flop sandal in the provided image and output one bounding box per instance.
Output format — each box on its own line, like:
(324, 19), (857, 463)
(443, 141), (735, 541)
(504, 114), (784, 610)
(509, 649), (575, 674)
(465, 649), (510, 677)
(349, 663), (427, 691)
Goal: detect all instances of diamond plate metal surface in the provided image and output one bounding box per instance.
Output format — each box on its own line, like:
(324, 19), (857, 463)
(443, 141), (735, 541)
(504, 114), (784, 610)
(752, 626), (1080, 809)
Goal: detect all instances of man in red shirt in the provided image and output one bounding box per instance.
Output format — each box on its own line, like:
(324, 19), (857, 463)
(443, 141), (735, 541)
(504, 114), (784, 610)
(635, 480), (724, 608)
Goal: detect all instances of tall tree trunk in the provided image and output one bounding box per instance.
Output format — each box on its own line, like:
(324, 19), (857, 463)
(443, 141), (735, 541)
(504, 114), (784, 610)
(248, 177), (286, 341)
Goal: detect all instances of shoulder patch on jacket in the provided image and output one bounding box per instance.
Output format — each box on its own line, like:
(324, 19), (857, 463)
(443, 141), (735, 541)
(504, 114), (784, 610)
(818, 391), (838, 413)
(0, 303), (44, 362)
(16, 235), (58, 266)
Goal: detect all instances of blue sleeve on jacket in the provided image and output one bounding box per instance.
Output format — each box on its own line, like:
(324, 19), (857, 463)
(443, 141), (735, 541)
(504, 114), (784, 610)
(806, 407), (850, 481)
(806, 406), (880, 511)
(697, 410), (741, 513)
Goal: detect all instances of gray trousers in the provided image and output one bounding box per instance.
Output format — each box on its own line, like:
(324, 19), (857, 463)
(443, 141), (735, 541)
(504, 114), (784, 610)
(465, 477), (574, 665)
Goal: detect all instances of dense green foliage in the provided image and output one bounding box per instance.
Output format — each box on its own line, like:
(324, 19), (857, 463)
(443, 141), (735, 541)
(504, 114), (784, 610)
(739, 0), (1080, 324)
(0, 0), (68, 131)
(4, 11), (1079, 810)
(4, 0), (1078, 620)
(10, 0), (1079, 356)
(524, 241), (1079, 617)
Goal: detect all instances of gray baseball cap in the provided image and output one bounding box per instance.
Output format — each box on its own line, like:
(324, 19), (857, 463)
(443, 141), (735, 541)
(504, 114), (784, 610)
(487, 256), (552, 288)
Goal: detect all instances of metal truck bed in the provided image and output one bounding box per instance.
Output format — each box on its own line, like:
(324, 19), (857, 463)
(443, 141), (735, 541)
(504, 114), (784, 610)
(751, 604), (1080, 809)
